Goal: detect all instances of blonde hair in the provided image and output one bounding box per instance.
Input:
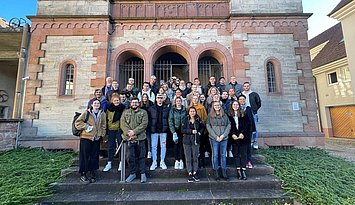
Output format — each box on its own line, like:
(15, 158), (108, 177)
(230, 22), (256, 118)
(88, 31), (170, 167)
(207, 86), (220, 96)
(209, 101), (225, 118)
(111, 93), (120, 102)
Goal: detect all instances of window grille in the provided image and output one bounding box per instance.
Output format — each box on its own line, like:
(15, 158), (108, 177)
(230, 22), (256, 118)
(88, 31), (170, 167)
(153, 53), (188, 83)
(63, 64), (74, 95)
(266, 62), (277, 93)
(118, 57), (144, 90)
(198, 57), (223, 86)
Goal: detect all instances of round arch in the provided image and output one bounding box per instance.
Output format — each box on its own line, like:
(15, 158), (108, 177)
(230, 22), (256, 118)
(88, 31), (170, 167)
(110, 43), (147, 89)
(147, 38), (196, 81)
(195, 42), (233, 80)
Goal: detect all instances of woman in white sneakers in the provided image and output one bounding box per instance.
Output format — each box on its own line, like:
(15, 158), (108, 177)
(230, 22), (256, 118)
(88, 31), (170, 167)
(168, 97), (187, 169)
(103, 94), (126, 172)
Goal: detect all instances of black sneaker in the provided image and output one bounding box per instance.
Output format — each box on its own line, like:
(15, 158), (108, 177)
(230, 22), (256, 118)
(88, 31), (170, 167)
(192, 174), (200, 182)
(188, 174), (194, 183)
(80, 175), (90, 184)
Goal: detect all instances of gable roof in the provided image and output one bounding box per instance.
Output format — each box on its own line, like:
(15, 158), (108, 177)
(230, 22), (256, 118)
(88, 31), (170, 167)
(310, 23), (347, 69)
(328, 0), (353, 16)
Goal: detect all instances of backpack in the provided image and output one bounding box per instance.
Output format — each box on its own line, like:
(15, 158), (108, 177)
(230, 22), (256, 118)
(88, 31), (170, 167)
(72, 111), (90, 136)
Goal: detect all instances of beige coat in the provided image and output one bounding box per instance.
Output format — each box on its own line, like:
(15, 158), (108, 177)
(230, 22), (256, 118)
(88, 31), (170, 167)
(75, 110), (107, 141)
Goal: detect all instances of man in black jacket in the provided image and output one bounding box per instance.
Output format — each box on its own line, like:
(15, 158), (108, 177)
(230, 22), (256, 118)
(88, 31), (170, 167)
(242, 82), (261, 150)
(148, 94), (171, 170)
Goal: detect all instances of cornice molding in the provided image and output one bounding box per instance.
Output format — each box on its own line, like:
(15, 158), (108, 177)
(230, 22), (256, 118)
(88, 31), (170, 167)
(330, 1), (355, 20)
(312, 57), (348, 75)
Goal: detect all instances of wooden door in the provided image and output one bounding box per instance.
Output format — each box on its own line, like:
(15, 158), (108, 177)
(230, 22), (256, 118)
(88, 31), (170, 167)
(330, 106), (355, 138)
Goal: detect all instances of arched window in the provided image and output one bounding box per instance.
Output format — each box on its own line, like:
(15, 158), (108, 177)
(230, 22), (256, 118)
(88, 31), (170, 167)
(198, 56), (223, 86)
(265, 59), (282, 95)
(266, 62), (276, 93)
(60, 63), (75, 96)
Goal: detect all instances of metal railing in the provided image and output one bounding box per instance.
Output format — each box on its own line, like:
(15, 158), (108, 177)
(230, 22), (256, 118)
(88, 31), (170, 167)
(114, 140), (127, 183)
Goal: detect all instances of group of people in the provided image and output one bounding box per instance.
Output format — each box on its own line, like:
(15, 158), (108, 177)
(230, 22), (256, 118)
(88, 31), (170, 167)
(75, 75), (261, 184)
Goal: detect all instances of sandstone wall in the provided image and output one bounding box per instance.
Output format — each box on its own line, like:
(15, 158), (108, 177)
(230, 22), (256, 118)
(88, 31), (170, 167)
(37, 0), (109, 16)
(231, 0), (303, 14)
(244, 34), (304, 132)
(33, 36), (98, 136)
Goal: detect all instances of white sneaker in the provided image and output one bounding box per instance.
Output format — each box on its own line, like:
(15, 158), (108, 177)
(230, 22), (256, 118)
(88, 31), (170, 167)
(118, 161), (122, 171)
(179, 160), (184, 169)
(204, 152), (209, 158)
(147, 151), (152, 159)
(252, 142), (259, 150)
(160, 161), (167, 170)
(174, 160), (179, 169)
(150, 161), (157, 170)
(103, 162), (112, 172)
(228, 150), (233, 158)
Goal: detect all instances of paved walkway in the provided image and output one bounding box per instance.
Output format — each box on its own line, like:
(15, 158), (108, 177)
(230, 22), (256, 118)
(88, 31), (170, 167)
(324, 138), (355, 163)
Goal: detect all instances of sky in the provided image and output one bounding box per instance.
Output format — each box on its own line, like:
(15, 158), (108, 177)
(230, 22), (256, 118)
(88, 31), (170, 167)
(0, 0), (341, 40)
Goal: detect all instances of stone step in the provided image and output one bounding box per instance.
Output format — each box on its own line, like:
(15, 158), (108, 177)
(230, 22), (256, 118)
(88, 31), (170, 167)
(51, 175), (282, 193)
(39, 189), (291, 205)
(62, 163), (274, 179)
(73, 154), (266, 167)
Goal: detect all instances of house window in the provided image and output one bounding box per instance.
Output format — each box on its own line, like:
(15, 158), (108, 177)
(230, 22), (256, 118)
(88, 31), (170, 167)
(266, 62), (277, 93)
(63, 64), (74, 95)
(328, 72), (338, 84)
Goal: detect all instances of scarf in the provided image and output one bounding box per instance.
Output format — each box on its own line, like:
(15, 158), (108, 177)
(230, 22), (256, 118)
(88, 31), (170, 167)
(107, 103), (125, 123)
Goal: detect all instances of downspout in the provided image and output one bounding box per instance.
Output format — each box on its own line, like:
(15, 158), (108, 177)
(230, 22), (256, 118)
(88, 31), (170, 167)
(13, 23), (30, 119)
(313, 76), (322, 132)
(13, 23), (30, 148)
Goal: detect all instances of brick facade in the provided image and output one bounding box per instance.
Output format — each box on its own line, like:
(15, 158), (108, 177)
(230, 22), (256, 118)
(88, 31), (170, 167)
(20, 0), (324, 150)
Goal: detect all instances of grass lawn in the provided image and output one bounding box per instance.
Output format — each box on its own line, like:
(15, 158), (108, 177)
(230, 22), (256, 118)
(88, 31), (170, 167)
(0, 148), (75, 205)
(261, 147), (355, 205)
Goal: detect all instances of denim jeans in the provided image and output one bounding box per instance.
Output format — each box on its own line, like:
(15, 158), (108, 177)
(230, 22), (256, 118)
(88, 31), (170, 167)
(252, 113), (258, 142)
(151, 133), (167, 162)
(107, 130), (122, 162)
(128, 140), (146, 174)
(210, 139), (228, 170)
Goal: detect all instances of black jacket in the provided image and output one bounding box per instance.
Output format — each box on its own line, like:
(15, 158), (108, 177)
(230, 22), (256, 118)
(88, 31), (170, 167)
(228, 114), (251, 145)
(249, 92), (261, 114)
(181, 116), (205, 145)
(148, 104), (171, 133)
(243, 106), (256, 132)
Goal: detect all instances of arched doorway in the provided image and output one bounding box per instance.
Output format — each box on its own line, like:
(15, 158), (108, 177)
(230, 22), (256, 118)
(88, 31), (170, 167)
(153, 52), (189, 83)
(198, 56), (223, 86)
(117, 56), (144, 90)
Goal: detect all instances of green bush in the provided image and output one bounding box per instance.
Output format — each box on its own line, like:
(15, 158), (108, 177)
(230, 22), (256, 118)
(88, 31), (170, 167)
(0, 148), (74, 205)
(261, 147), (355, 205)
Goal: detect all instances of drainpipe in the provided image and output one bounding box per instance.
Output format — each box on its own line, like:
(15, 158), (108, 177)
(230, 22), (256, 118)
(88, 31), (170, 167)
(13, 23), (30, 119)
(13, 23), (30, 149)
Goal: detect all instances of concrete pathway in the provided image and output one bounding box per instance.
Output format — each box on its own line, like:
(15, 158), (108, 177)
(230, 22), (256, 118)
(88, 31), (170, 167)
(324, 138), (355, 163)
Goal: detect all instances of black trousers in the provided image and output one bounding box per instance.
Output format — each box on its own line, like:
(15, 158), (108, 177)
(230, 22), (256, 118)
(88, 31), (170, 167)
(199, 133), (211, 156)
(79, 138), (100, 175)
(232, 142), (247, 169)
(174, 131), (184, 161)
(128, 140), (146, 175)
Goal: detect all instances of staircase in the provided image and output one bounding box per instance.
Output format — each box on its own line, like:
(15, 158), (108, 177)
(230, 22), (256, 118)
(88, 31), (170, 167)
(39, 152), (291, 205)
